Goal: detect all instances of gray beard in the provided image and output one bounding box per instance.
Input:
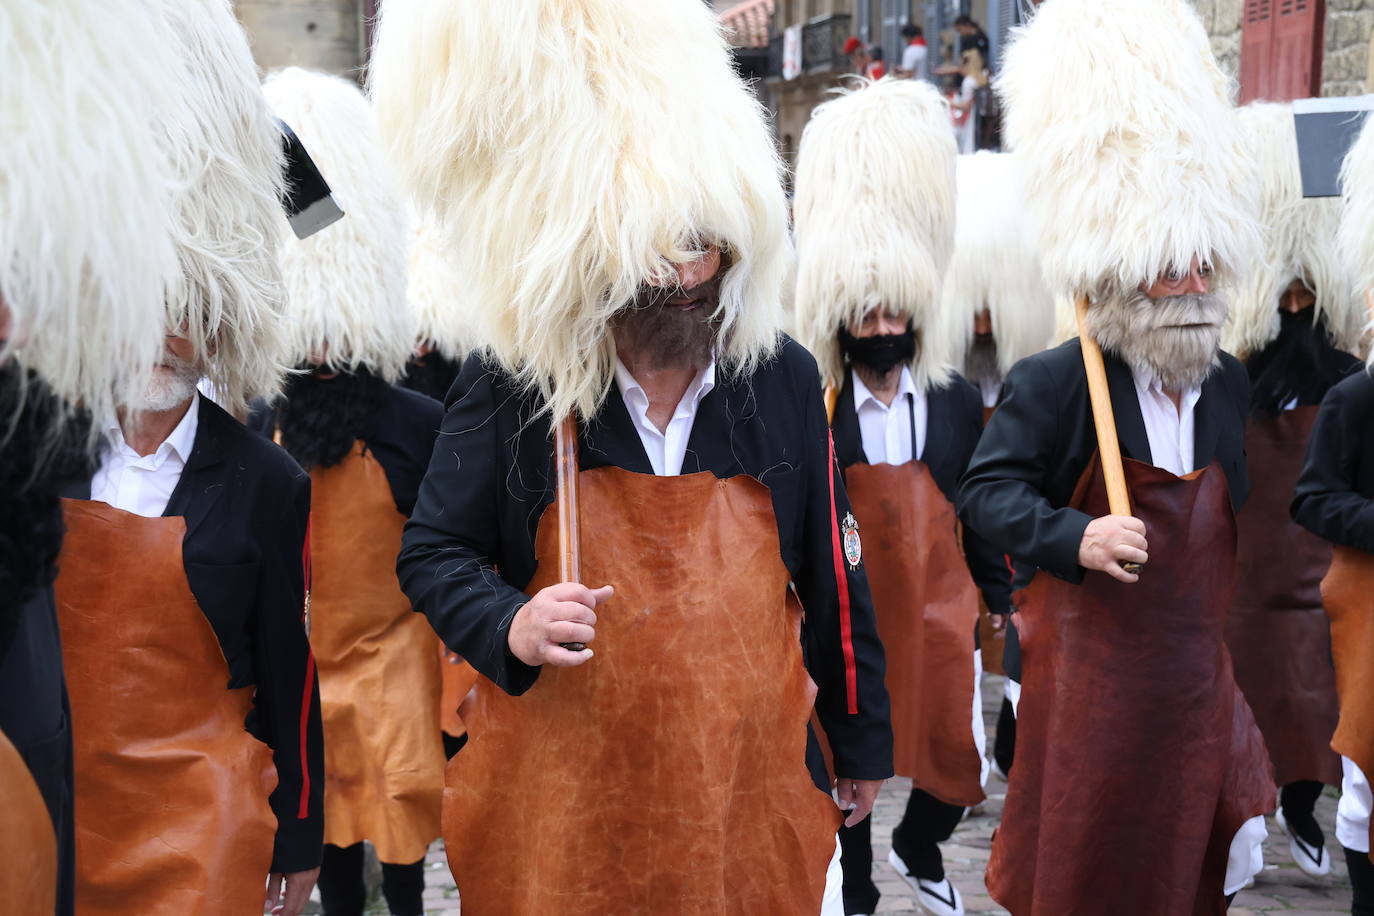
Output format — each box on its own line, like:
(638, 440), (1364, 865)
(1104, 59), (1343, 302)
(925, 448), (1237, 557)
(963, 334), (1001, 387)
(1083, 290), (1227, 391)
(132, 359), (200, 412)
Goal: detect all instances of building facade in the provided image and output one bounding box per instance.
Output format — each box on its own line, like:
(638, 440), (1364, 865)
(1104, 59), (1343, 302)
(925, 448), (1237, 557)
(233, 0), (378, 79)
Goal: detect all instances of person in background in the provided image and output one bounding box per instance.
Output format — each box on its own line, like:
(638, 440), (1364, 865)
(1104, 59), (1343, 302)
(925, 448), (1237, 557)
(897, 24), (930, 80)
(950, 48), (988, 154)
(953, 15), (990, 65)
(844, 36), (886, 80)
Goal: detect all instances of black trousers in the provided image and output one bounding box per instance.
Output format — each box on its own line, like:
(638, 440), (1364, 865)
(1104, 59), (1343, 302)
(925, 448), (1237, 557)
(838, 788), (965, 915)
(1348, 847), (1374, 916)
(993, 695), (1016, 776)
(1279, 779), (1326, 845)
(318, 842), (425, 916)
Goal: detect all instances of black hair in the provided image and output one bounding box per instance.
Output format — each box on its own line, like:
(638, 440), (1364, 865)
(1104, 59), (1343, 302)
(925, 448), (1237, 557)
(901, 23), (922, 38)
(871, 45), (885, 61)
(1246, 307), (1351, 418)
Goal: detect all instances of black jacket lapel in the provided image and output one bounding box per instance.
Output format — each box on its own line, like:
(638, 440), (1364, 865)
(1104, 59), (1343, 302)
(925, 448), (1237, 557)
(830, 374), (866, 467)
(582, 383), (655, 475)
(164, 396), (229, 535)
(1193, 370), (1225, 471)
(1105, 353), (1152, 464)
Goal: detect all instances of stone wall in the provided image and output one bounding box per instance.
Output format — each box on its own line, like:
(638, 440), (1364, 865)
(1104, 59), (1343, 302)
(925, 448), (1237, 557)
(1190, 0), (1373, 97)
(233, 0), (365, 79)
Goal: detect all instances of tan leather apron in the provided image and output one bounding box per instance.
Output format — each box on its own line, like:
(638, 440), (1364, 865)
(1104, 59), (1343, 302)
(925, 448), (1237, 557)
(439, 647), (478, 737)
(54, 498), (277, 914)
(844, 462), (983, 806)
(310, 444), (445, 863)
(1226, 409), (1341, 788)
(0, 728), (56, 912)
(1322, 545), (1374, 859)
(986, 457), (1274, 916)
(443, 468), (840, 914)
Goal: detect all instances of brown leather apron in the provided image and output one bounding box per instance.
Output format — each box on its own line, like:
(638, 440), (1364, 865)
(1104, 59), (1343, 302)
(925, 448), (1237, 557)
(986, 457), (1274, 916)
(0, 728), (56, 912)
(54, 498), (277, 914)
(845, 461), (983, 806)
(1322, 545), (1374, 859)
(1226, 409), (1341, 788)
(443, 469), (840, 914)
(439, 647), (479, 738)
(310, 444), (445, 863)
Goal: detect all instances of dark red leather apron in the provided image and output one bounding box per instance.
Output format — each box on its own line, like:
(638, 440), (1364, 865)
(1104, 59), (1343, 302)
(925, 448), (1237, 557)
(1225, 409), (1341, 787)
(845, 461), (983, 806)
(55, 499), (277, 914)
(310, 444), (445, 864)
(442, 469), (840, 914)
(1322, 545), (1374, 860)
(986, 457), (1274, 915)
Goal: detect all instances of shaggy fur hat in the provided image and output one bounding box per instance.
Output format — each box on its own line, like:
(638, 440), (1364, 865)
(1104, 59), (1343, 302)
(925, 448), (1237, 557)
(369, 0), (789, 421)
(2, 0), (181, 417)
(160, 0), (289, 415)
(407, 221), (470, 362)
(997, 0), (1261, 303)
(264, 67), (415, 381)
(1338, 112), (1374, 365)
(1226, 102), (1360, 359)
(942, 151), (1055, 374)
(792, 77), (959, 391)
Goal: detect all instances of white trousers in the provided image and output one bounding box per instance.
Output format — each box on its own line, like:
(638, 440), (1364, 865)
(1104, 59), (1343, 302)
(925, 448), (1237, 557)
(820, 837), (844, 916)
(973, 649), (989, 788)
(1339, 756), (1373, 854)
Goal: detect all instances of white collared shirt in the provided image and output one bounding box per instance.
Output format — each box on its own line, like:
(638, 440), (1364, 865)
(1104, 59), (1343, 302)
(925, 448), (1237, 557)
(613, 359), (716, 477)
(90, 393), (200, 517)
(853, 366), (927, 465)
(1131, 368), (1202, 477)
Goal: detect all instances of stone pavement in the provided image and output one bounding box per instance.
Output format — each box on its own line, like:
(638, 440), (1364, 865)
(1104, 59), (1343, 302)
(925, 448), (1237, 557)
(346, 675), (1355, 915)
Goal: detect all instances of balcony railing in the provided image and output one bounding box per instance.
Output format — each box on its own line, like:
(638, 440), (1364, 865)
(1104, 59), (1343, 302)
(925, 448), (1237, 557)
(802, 13), (852, 75)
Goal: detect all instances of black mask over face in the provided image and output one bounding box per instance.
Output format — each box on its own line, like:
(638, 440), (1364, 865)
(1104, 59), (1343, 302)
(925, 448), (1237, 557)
(839, 327), (917, 378)
(1246, 307), (1347, 419)
(277, 368), (388, 471)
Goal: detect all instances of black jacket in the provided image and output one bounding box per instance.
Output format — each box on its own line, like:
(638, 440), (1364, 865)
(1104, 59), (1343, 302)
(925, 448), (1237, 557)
(398, 338), (895, 784)
(957, 340), (1250, 584)
(67, 396), (324, 873)
(1292, 369), (1374, 551)
(831, 371), (1012, 616)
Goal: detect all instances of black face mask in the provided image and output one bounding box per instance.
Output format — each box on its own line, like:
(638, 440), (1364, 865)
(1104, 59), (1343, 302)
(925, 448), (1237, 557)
(1246, 307), (1346, 418)
(839, 327), (917, 378)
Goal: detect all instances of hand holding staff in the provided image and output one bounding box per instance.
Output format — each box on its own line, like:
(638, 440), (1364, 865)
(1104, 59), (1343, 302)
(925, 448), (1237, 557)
(1074, 296), (1148, 582)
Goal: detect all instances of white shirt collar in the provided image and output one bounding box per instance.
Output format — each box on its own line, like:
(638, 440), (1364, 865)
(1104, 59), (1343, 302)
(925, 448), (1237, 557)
(613, 358), (717, 420)
(852, 365), (917, 412)
(1129, 365), (1202, 411)
(104, 391), (200, 466)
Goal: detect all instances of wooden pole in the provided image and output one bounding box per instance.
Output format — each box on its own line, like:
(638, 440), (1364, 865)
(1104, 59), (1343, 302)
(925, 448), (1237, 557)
(1074, 295), (1142, 574)
(554, 415), (586, 650)
(824, 385), (839, 425)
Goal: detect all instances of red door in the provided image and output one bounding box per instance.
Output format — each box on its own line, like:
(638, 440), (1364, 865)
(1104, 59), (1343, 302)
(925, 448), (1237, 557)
(1240, 0), (1325, 103)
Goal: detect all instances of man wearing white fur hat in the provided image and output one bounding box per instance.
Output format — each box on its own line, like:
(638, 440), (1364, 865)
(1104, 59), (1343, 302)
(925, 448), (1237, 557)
(1292, 109), (1374, 916)
(792, 78), (1011, 916)
(373, 1), (893, 913)
(249, 67), (448, 916)
(51, 4), (323, 914)
(1222, 101), (1366, 881)
(958, 0), (1274, 911)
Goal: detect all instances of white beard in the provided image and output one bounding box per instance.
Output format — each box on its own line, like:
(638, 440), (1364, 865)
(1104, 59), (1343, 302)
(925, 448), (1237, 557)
(133, 361), (200, 412)
(1084, 290), (1228, 391)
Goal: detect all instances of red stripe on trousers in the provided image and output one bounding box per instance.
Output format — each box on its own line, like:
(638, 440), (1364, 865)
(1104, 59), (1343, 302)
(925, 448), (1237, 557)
(297, 515), (314, 818)
(827, 432), (858, 715)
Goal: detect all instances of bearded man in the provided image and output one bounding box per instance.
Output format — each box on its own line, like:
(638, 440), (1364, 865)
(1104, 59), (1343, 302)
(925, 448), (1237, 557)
(0, 3), (203, 911)
(792, 78), (1008, 916)
(50, 4), (323, 915)
(958, 0), (1274, 911)
(1289, 108), (1374, 916)
(1219, 101), (1365, 881)
(249, 67), (448, 916)
(373, 1), (892, 913)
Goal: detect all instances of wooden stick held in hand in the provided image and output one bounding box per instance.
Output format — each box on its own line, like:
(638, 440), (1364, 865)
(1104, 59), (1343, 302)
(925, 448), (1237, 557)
(555, 416), (587, 650)
(1074, 295), (1143, 575)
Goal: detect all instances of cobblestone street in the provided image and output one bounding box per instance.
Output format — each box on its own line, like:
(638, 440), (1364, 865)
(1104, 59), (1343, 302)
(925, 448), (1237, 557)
(340, 675), (1355, 915)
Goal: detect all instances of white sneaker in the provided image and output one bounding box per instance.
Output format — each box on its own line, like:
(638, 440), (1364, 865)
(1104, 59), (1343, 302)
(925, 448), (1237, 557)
(887, 849), (966, 916)
(1275, 808), (1331, 877)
